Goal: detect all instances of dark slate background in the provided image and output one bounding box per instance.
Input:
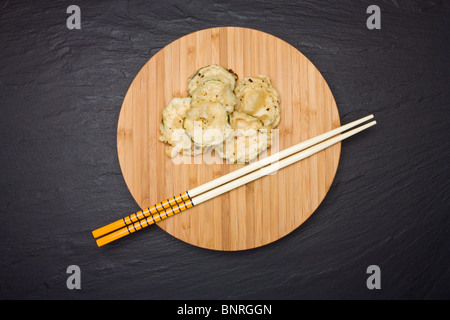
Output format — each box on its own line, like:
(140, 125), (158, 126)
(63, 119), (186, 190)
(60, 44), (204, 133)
(0, 0), (449, 300)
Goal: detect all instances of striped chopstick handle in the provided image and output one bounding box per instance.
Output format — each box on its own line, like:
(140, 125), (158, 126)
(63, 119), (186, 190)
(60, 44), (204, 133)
(122, 192), (193, 229)
(92, 192), (194, 245)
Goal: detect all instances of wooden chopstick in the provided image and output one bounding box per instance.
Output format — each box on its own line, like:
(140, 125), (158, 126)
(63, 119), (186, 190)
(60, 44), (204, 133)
(92, 115), (375, 247)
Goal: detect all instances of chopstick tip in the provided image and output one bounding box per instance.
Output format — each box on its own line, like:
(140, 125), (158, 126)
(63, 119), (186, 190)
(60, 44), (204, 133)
(92, 229), (100, 239)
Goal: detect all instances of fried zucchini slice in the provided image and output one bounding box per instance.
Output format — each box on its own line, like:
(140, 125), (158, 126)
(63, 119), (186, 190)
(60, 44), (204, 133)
(216, 111), (272, 163)
(158, 97), (199, 158)
(191, 80), (236, 113)
(234, 75), (280, 128)
(187, 65), (238, 96)
(182, 101), (232, 147)
(159, 97), (191, 145)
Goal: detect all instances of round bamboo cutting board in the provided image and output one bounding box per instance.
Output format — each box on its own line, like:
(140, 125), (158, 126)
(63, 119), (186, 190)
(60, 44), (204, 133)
(117, 27), (341, 251)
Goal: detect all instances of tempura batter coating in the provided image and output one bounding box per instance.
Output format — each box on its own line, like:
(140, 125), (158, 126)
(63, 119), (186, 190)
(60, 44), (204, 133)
(234, 75), (280, 128)
(183, 101), (232, 147)
(187, 64), (238, 96)
(217, 112), (272, 163)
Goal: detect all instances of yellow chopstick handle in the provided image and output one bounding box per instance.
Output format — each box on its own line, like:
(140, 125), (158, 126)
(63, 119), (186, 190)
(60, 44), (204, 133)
(95, 193), (194, 247)
(92, 192), (191, 239)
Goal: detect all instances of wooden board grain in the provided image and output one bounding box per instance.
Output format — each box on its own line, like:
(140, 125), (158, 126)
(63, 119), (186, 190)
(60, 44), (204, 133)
(117, 27), (341, 251)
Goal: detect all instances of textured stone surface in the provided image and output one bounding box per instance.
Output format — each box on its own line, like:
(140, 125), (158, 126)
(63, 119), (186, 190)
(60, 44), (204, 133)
(0, 0), (449, 299)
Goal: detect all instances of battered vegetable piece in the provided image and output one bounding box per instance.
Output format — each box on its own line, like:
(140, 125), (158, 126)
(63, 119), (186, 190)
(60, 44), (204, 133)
(159, 97), (190, 145)
(183, 101), (232, 147)
(234, 75), (280, 128)
(187, 65), (238, 96)
(191, 80), (236, 113)
(216, 111), (272, 163)
(158, 97), (202, 158)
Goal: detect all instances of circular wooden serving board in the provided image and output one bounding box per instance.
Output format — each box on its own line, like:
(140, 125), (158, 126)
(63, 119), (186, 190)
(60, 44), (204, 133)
(117, 27), (341, 251)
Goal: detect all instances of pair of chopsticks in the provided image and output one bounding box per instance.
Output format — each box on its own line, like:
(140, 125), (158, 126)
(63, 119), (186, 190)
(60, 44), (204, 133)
(92, 114), (376, 247)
